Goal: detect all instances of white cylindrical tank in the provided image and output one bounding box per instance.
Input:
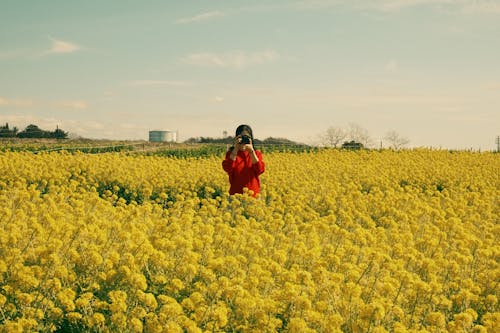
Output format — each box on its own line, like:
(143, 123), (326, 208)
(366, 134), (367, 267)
(149, 130), (177, 143)
(164, 131), (176, 142)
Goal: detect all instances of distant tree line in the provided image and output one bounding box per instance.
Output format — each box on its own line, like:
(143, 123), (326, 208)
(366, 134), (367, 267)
(0, 123), (68, 139)
(184, 136), (300, 145)
(320, 123), (410, 150)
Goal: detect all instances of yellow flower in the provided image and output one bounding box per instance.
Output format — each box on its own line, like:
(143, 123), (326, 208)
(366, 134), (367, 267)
(136, 290), (158, 311)
(480, 312), (499, 332)
(0, 259), (7, 273)
(56, 288), (76, 312)
(88, 312), (106, 328)
(426, 312), (445, 328)
(111, 313), (127, 329)
(129, 317), (143, 332)
(66, 312), (83, 323)
(108, 290), (127, 313)
(48, 307), (64, 320)
(0, 149), (498, 332)
(286, 317), (316, 333)
(130, 273), (148, 291)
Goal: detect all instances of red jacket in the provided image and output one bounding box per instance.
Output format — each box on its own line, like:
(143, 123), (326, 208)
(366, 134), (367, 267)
(222, 149), (265, 196)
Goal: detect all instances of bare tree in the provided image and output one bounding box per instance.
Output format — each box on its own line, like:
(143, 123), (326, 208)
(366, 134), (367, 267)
(321, 126), (347, 148)
(348, 123), (372, 147)
(384, 130), (410, 150)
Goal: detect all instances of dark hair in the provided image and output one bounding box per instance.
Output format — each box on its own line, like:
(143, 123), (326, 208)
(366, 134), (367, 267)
(229, 124), (255, 151)
(235, 124), (253, 139)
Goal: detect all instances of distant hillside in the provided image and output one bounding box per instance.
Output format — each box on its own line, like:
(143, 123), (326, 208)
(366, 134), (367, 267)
(184, 136), (304, 145)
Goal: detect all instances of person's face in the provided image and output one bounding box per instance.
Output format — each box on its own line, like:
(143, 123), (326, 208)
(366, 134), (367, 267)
(239, 130), (250, 138)
(236, 130), (251, 147)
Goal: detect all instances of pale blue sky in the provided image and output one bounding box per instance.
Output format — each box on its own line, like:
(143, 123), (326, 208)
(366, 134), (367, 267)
(1, 0), (499, 149)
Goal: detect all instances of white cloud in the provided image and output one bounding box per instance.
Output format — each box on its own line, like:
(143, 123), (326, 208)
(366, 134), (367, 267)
(83, 121), (105, 130)
(212, 96), (225, 103)
(294, 0), (344, 9)
(119, 123), (146, 130)
(0, 114), (35, 125)
(295, 0), (500, 13)
(46, 37), (81, 54)
(0, 97), (34, 107)
(460, 1), (500, 14)
(484, 81), (500, 91)
(385, 60), (399, 72)
(373, 0), (450, 11)
(182, 50), (279, 69)
(175, 11), (225, 24)
(0, 49), (31, 60)
(305, 0), (446, 11)
(55, 100), (88, 110)
(377, 0), (500, 13)
(0, 96), (88, 110)
(128, 80), (192, 87)
(221, 83), (489, 115)
(0, 114), (141, 140)
(1, 37), (81, 59)
(0, 115), (65, 130)
(65, 120), (106, 137)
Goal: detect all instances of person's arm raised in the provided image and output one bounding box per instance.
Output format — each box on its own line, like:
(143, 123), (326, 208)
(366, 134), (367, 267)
(241, 138), (260, 164)
(248, 148), (259, 164)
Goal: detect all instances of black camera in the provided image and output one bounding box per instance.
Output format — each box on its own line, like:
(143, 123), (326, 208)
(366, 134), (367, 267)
(240, 135), (251, 144)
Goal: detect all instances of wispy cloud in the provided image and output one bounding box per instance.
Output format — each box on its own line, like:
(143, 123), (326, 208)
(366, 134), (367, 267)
(294, 0), (344, 10)
(385, 60), (399, 72)
(0, 114), (73, 130)
(295, 0), (500, 13)
(296, 0), (442, 11)
(83, 121), (105, 130)
(127, 80), (192, 87)
(55, 100), (88, 110)
(175, 11), (225, 24)
(118, 123), (147, 130)
(46, 37), (81, 54)
(0, 96), (88, 110)
(485, 81), (500, 91)
(376, 0), (500, 13)
(0, 97), (34, 107)
(460, 1), (500, 14)
(0, 49), (31, 60)
(182, 50), (279, 69)
(1, 37), (81, 60)
(371, 0), (450, 11)
(223, 83), (485, 114)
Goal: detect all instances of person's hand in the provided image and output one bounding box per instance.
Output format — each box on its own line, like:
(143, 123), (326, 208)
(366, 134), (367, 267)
(241, 139), (254, 152)
(235, 135), (253, 152)
(230, 136), (242, 160)
(242, 144), (254, 152)
(233, 136), (243, 151)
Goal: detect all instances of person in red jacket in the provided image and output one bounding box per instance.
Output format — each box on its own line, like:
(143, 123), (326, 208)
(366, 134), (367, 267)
(222, 124), (265, 197)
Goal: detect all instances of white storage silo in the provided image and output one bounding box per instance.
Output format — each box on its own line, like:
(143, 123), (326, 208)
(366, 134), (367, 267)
(149, 130), (178, 143)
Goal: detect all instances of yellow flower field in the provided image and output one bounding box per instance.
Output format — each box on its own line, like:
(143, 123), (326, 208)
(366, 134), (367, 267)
(0, 149), (498, 332)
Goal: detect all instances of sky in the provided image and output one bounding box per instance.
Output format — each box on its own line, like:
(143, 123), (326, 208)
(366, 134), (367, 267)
(1, 0), (499, 149)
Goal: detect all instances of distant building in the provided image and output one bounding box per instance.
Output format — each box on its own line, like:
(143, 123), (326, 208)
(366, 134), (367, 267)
(149, 130), (178, 143)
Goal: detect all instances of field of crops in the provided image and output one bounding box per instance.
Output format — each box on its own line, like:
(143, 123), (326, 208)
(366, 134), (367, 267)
(0, 139), (316, 157)
(0, 149), (498, 332)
